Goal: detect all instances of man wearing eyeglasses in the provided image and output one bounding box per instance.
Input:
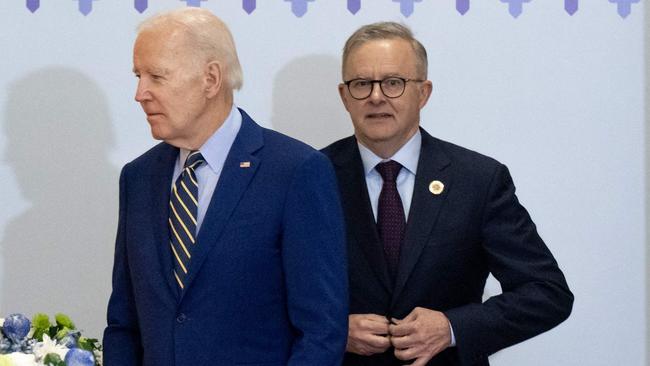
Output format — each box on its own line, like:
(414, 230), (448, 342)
(322, 22), (573, 366)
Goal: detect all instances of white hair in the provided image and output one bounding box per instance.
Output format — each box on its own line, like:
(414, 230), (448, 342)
(138, 7), (243, 90)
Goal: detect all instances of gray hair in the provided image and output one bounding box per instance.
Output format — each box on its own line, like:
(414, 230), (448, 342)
(138, 7), (243, 90)
(342, 22), (428, 79)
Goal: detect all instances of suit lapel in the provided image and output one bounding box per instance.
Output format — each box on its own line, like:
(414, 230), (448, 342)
(391, 130), (453, 305)
(179, 110), (263, 302)
(148, 143), (180, 297)
(330, 138), (393, 294)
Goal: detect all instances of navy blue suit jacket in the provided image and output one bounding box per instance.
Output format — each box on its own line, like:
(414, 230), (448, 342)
(322, 129), (573, 366)
(104, 110), (348, 366)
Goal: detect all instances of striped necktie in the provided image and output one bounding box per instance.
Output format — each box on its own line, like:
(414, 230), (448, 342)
(169, 150), (205, 291)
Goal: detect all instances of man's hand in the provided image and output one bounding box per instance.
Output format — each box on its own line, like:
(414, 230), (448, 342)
(346, 314), (392, 356)
(389, 307), (452, 366)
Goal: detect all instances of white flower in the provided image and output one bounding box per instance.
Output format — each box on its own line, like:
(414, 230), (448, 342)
(32, 334), (69, 362)
(5, 352), (36, 366)
(93, 349), (103, 366)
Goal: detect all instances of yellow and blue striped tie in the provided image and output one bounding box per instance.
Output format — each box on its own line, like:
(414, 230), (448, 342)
(169, 151), (204, 291)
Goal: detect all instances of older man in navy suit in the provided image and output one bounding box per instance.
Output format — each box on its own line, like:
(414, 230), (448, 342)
(322, 22), (573, 366)
(103, 8), (348, 366)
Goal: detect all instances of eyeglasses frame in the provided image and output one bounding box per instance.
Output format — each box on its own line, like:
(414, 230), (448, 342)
(343, 77), (426, 100)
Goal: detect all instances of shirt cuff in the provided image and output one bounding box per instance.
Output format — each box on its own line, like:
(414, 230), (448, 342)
(449, 321), (456, 347)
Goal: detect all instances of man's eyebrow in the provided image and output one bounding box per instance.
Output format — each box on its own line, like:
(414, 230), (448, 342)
(132, 67), (170, 75)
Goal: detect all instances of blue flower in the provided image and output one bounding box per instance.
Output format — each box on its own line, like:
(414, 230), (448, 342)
(64, 348), (95, 366)
(1, 314), (30, 342)
(0, 337), (12, 353)
(59, 331), (80, 348)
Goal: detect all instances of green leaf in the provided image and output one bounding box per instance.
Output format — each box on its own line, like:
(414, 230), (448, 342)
(55, 327), (71, 340)
(31, 313), (51, 341)
(48, 325), (58, 338)
(43, 353), (65, 366)
(32, 313), (50, 328)
(54, 313), (75, 330)
(78, 337), (101, 352)
(78, 337), (92, 351)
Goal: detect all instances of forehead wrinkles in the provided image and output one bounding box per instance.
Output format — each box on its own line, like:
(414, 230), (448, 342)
(344, 40), (418, 79)
(134, 28), (199, 77)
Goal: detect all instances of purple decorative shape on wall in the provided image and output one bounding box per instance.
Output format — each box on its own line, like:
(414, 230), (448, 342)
(500, 0), (531, 18)
(26, 0), (39, 12)
(393, 0), (422, 17)
(77, 0), (94, 15)
(285, 0), (315, 17)
(134, 0), (148, 13)
(242, 0), (256, 14)
(564, 0), (577, 15)
(456, 0), (469, 15)
(182, 0), (206, 7)
(609, 0), (639, 18)
(347, 0), (361, 14)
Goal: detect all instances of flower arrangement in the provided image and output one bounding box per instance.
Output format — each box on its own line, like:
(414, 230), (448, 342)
(0, 313), (101, 366)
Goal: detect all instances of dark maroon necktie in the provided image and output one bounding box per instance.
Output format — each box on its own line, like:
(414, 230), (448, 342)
(375, 160), (405, 279)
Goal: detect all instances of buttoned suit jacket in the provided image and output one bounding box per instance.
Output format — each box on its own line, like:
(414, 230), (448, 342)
(322, 128), (573, 366)
(103, 109), (348, 366)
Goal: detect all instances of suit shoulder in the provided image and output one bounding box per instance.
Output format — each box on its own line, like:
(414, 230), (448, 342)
(428, 135), (503, 173)
(122, 142), (175, 171)
(260, 127), (330, 168)
(321, 136), (355, 158)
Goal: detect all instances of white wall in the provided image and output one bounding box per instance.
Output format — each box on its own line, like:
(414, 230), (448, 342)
(0, 1), (645, 365)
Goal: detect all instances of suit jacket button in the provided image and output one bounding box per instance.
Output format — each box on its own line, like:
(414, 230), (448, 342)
(176, 313), (187, 323)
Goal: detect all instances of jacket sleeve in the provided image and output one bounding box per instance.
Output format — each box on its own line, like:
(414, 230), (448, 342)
(103, 166), (143, 366)
(281, 151), (349, 366)
(445, 163), (573, 365)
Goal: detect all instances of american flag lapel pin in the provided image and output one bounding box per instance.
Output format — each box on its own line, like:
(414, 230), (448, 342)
(240, 161), (251, 168)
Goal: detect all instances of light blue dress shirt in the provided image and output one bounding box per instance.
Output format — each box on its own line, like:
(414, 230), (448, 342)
(172, 104), (242, 233)
(357, 130), (421, 222)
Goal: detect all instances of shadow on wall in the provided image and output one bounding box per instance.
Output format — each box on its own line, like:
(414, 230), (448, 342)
(1, 68), (118, 339)
(271, 54), (353, 150)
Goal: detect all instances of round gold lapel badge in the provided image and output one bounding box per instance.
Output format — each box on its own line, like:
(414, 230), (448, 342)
(429, 180), (444, 195)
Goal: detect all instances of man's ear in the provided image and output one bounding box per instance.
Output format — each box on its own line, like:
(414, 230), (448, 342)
(204, 61), (223, 98)
(418, 80), (433, 109)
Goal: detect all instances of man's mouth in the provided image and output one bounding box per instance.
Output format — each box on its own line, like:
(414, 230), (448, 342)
(366, 113), (393, 119)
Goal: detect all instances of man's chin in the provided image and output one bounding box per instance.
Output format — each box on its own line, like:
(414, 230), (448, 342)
(359, 130), (399, 144)
(148, 127), (168, 141)
(147, 119), (167, 140)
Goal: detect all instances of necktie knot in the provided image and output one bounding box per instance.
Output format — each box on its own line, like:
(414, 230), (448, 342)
(184, 151), (205, 170)
(376, 160), (402, 183)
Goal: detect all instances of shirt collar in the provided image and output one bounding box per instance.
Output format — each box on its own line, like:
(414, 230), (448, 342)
(357, 130), (421, 176)
(178, 104), (242, 173)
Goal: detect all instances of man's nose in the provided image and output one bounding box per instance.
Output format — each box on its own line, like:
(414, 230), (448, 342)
(368, 81), (385, 103)
(134, 79), (150, 102)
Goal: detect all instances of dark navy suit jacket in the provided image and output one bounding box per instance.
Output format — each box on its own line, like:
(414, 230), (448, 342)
(322, 128), (573, 366)
(104, 110), (348, 366)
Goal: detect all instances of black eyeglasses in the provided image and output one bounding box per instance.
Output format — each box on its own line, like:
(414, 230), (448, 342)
(343, 77), (425, 100)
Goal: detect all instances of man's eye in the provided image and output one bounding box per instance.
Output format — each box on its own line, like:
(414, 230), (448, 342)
(353, 80), (370, 88)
